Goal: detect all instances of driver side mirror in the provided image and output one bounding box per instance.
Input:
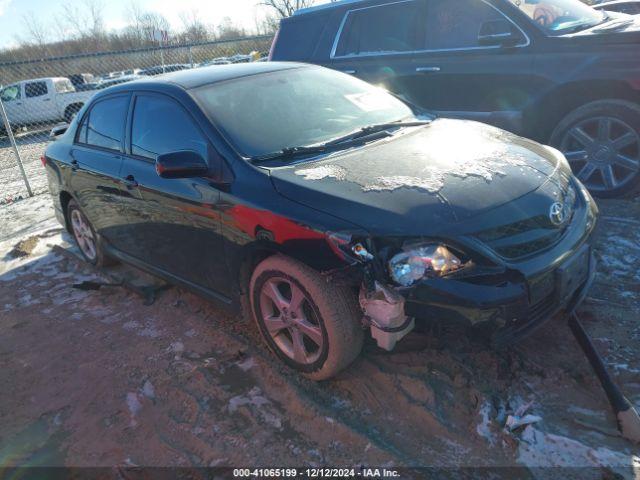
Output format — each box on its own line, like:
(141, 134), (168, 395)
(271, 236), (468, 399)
(155, 150), (209, 179)
(478, 19), (523, 47)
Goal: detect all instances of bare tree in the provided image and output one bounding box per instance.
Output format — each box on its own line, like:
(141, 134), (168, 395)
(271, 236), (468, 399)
(179, 9), (210, 43)
(258, 0), (337, 19)
(18, 11), (50, 47)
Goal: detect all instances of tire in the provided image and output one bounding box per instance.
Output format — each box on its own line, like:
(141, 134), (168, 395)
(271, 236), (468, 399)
(67, 199), (113, 267)
(249, 254), (364, 380)
(550, 100), (640, 198)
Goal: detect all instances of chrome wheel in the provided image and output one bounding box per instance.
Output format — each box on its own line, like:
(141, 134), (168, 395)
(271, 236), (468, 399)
(259, 277), (323, 365)
(561, 116), (640, 192)
(71, 209), (97, 261)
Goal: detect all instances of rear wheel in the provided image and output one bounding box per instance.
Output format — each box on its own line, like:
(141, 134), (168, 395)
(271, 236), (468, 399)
(550, 100), (640, 198)
(67, 199), (112, 267)
(249, 255), (364, 380)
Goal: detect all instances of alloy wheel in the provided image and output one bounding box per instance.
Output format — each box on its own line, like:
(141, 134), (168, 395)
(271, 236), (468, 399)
(71, 209), (97, 261)
(258, 277), (324, 365)
(560, 116), (640, 193)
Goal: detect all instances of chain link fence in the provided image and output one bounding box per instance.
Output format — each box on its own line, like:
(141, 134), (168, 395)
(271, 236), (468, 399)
(0, 34), (273, 204)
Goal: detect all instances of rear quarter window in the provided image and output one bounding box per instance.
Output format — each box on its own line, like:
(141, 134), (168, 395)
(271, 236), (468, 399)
(271, 13), (331, 61)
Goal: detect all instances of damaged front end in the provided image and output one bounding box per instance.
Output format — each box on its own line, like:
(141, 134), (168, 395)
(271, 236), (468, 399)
(326, 233), (418, 351)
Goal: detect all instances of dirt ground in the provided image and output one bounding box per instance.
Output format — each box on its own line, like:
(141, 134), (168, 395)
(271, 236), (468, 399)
(1, 193), (639, 478)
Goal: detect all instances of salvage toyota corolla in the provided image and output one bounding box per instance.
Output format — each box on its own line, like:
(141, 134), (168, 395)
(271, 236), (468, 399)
(44, 63), (598, 380)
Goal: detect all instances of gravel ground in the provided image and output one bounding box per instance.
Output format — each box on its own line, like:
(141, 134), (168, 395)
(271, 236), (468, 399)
(0, 193), (639, 477)
(1, 131), (50, 202)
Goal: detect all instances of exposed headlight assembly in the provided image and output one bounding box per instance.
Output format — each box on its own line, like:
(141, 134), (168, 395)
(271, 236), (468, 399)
(388, 244), (463, 287)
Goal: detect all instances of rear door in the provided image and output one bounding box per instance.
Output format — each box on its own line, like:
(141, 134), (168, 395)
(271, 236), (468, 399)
(70, 94), (132, 251)
(23, 80), (59, 123)
(119, 92), (229, 296)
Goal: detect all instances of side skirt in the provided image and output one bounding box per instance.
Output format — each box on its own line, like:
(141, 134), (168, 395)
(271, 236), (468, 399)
(103, 243), (239, 314)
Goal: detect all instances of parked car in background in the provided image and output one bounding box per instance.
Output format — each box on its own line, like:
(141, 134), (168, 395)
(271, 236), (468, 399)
(0, 77), (93, 132)
(67, 73), (96, 88)
(200, 57), (232, 67)
(139, 64), (192, 76)
(95, 74), (144, 90)
(594, 1), (640, 15)
(271, 0), (640, 197)
(44, 63), (597, 379)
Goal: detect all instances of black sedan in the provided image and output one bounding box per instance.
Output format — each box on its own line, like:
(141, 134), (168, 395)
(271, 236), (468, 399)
(44, 63), (598, 380)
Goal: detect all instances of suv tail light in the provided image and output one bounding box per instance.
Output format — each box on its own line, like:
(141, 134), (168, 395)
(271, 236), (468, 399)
(268, 28), (280, 61)
(40, 155), (47, 167)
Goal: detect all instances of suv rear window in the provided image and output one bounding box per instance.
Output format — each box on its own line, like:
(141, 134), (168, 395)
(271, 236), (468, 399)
(334, 0), (425, 57)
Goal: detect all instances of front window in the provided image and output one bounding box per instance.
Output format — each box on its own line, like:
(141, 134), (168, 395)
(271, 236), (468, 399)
(508, 0), (605, 35)
(0, 85), (21, 102)
(193, 67), (416, 158)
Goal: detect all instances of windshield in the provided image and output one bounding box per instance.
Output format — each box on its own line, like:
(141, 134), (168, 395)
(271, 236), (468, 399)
(508, 0), (605, 35)
(193, 67), (416, 158)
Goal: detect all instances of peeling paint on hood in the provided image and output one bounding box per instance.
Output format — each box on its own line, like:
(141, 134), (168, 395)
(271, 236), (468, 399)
(271, 119), (565, 235)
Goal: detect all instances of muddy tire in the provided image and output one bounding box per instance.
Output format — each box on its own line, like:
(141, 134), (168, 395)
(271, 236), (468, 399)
(550, 100), (640, 198)
(249, 254), (364, 380)
(67, 199), (113, 268)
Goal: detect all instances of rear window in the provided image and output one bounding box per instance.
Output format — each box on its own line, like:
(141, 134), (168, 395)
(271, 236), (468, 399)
(335, 0), (425, 57)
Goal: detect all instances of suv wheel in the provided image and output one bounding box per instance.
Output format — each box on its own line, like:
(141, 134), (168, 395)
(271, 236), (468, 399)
(67, 199), (112, 267)
(550, 100), (640, 198)
(249, 255), (364, 380)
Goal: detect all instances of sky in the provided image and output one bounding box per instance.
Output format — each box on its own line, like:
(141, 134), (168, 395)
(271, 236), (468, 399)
(0, 0), (285, 49)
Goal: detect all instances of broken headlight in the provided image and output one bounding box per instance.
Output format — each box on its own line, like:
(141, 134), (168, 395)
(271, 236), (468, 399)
(388, 244), (462, 287)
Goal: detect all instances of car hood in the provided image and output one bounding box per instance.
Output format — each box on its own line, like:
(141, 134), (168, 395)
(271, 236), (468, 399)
(268, 119), (565, 236)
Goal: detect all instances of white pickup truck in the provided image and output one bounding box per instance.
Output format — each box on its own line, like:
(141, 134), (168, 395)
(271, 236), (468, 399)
(0, 77), (94, 131)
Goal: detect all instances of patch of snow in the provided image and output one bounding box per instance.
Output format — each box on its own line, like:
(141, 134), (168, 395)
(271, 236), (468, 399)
(141, 380), (155, 400)
(228, 387), (282, 430)
(295, 165), (346, 181)
(237, 357), (255, 372)
(518, 425), (639, 471)
(476, 400), (496, 445)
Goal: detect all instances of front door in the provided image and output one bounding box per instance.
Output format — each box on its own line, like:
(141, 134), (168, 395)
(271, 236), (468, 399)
(119, 93), (229, 297)
(325, 0), (537, 136)
(393, 0), (536, 134)
(70, 94), (132, 252)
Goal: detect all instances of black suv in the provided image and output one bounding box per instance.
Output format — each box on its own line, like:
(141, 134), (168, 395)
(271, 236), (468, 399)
(270, 0), (640, 197)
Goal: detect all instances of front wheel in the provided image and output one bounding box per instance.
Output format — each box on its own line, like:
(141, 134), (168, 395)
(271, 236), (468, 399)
(550, 100), (640, 198)
(249, 255), (364, 380)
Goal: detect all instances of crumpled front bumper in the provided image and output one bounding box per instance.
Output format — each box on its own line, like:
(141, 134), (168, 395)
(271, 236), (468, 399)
(401, 245), (597, 348)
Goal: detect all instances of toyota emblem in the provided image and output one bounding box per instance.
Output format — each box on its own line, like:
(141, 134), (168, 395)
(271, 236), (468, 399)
(549, 202), (567, 226)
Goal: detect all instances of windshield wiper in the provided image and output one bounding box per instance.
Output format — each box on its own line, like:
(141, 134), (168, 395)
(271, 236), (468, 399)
(323, 120), (430, 148)
(251, 145), (330, 164)
(250, 120), (430, 164)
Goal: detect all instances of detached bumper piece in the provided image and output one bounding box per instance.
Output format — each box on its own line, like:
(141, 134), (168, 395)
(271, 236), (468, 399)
(403, 245), (596, 348)
(360, 282), (415, 351)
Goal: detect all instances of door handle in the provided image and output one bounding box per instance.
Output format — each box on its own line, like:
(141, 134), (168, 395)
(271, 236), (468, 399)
(416, 66), (441, 73)
(43, 98), (51, 102)
(341, 69), (357, 74)
(123, 174), (138, 188)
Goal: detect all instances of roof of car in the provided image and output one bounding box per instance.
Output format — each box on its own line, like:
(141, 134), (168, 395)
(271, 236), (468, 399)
(104, 62), (307, 92)
(295, 0), (366, 15)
